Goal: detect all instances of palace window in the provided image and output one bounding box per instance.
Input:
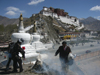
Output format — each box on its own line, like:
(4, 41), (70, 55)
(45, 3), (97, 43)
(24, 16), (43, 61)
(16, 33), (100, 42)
(74, 19), (77, 22)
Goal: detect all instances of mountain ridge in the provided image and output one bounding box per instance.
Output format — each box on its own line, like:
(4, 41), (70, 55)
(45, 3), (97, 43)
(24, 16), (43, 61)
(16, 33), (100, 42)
(0, 15), (28, 26)
(79, 17), (100, 31)
(0, 15), (100, 31)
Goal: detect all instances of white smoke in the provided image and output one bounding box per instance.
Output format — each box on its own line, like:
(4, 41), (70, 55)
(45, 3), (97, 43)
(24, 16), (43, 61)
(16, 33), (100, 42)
(41, 52), (67, 75)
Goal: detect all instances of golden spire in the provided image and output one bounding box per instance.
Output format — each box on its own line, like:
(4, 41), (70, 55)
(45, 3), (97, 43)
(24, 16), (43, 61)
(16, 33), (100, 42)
(19, 13), (23, 21)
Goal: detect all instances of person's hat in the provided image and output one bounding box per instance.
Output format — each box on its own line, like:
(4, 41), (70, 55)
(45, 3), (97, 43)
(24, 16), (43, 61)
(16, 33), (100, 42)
(18, 38), (24, 43)
(62, 41), (67, 44)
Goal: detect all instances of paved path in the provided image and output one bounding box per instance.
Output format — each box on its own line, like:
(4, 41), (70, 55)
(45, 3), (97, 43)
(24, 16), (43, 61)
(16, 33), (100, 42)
(76, 55), (100, 75)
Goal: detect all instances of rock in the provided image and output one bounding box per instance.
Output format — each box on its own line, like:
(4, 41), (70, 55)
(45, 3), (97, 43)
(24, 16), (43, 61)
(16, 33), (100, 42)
(31, 58), (49, 74)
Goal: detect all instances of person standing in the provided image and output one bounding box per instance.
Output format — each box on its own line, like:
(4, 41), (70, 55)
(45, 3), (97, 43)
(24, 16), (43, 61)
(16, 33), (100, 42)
(55, 41), (71, 72)
(12, 38), (25, 72)
(6, 42), (15, 71)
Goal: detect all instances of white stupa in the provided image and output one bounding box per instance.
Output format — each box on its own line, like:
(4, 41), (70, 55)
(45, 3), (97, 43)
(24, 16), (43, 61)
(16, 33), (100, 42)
(9, 13), (52, 64)
(31, 21), (48, 52)
(11, 13), (31, 45)
(11, 14), (41, 63)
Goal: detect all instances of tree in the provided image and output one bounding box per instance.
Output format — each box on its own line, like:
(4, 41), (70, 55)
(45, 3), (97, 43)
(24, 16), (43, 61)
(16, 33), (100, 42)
(0, 24), (4, 32)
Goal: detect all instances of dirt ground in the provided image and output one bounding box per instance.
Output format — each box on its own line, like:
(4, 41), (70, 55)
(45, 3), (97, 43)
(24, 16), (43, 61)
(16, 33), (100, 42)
(0, 63), (41, 75)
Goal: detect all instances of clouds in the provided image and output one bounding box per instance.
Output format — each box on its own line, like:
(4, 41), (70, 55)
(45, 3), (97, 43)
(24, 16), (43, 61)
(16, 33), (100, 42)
(28, 0), (45, 5)
(95, 16), (100, 20)
(90, 5), (100, 20)
(4, 0), (45, 17)
(90, 5), (100, 11)
(5, 6), (25, 16)
(96, 16), (100, 20)
(6, 11), (16, 16)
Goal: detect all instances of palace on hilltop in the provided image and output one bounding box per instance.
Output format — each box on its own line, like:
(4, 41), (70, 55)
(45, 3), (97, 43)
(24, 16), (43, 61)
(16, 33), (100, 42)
(39, 7), (84, 30)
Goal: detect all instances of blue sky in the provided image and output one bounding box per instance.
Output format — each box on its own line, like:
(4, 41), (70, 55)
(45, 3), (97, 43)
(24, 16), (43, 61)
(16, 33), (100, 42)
(0, 0), (100, 20)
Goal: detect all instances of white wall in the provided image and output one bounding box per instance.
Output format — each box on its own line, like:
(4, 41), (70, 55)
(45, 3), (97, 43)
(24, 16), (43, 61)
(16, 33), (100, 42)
(76, 24), (84, 30)
(43, 11), (52, 16)
(43, 8), (48, 11)
(41, 9), (84, 30)
(52, 13), (58, 18)
(59, 16), (70, 23)
(59, 16), (79, 26)
(70, 17), (79, 26)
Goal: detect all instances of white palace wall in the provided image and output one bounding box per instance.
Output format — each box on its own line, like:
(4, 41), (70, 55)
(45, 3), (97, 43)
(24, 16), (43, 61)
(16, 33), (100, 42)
(59, 16), (71, 24)
(59, 16), (79, 26)
(42, 11), (81, 27)
(43, 11), (52, 16)
(52, 13), (58, 18)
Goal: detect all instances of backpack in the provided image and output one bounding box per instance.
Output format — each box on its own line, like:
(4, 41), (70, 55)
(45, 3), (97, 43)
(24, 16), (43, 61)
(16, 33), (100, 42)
(8, 42), (15, 53)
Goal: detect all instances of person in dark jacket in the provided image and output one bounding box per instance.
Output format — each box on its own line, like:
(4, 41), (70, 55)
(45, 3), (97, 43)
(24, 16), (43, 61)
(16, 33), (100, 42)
(55, 41), (71, 71)
(12, 38), (25, 72)
(6, 42), (15, 71)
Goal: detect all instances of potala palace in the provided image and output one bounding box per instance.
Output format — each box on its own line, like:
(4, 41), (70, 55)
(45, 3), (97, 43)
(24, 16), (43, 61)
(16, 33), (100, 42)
(40, 7), (84, 30)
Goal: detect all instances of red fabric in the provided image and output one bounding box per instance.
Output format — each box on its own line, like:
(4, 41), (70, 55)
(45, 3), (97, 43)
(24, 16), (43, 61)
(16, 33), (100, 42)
(4, 56), (6, 58)
(22, 47), (25, 50)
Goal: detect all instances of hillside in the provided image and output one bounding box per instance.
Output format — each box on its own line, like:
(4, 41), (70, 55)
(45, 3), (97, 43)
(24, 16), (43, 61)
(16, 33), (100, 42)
(0, 14), (65, 43)
(0, 15), (100, 42)
(79, 17), (100, 31)
(1, 15), (100, 31)
(23, 14), (64, 43)
(0, 15), (28, 26)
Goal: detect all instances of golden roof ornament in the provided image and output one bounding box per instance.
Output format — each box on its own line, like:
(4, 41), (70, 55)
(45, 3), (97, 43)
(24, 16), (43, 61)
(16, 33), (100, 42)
(19, 13), (23, 21)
